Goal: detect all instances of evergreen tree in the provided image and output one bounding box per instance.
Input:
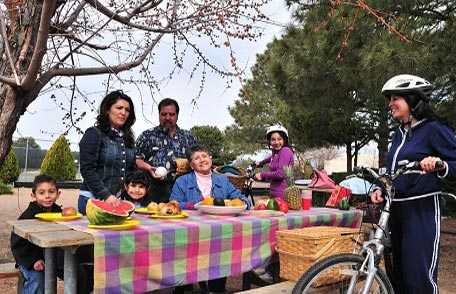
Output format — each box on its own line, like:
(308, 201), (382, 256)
(0, 149), (20, 184)
(190, 126), (237, 165)
(40, 135), (76, 181)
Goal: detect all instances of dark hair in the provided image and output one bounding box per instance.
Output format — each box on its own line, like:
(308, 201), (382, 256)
(124, 170), (150, 187)
(266, 131), (290, 148)
(158, 98), (179, 115)
(403, 94), (440, 121)
(120, 170), (151, 206)
(32, 174), (58, 194)
(187, 145), (210, 161)
(96, 90), (136, 147)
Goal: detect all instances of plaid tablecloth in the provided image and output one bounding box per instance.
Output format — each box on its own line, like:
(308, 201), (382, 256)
(64, 208), (361, 293)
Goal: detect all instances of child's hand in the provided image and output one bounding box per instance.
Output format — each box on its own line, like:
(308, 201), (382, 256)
(34, 260), (45, 271)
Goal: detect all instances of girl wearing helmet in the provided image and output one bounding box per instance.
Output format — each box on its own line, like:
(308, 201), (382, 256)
(254, 124), (294, 198)
(371, 74), (456, 294)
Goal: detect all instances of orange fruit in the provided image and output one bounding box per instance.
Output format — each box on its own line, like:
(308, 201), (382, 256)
(201, 197), (214, 205)
(230, 198), (245, 207)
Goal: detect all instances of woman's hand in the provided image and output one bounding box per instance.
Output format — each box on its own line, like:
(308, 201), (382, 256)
(105, 195), (121, 207)
(254, 173), (262, 181)
(370, 189), (384, 204)
(34, 260), (45, 271)
(420, 156), (444, 173)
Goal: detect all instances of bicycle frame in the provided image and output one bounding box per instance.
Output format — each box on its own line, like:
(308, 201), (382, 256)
(348, 161), (421, 294)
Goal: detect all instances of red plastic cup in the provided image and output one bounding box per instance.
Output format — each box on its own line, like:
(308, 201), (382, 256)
(301, 190), (312, 210)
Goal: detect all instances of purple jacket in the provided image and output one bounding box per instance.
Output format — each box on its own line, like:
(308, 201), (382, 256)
(259, 146), (294, 198)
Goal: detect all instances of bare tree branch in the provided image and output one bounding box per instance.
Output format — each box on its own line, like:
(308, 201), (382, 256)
(85, 0), (174, 33)
(58, 1), (87, 30)
(22, 0), (58, 90)
(0, 75), (18, 85)
(0, 8), (21, 86)
(42, 33), (164, 78)
(51, 30), (110, 50)
(127, 0), (163, 18)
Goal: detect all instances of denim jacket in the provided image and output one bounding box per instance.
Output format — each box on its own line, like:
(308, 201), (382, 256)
(79, 127), (136, 199)
(170, 171), (252, 209)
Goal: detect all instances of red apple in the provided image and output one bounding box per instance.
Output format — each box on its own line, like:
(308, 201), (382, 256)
(61, 207), (77, 216)
(278, 202), (289, 213)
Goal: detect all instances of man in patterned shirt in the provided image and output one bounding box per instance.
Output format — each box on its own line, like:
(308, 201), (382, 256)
(136, 98), (197, 202)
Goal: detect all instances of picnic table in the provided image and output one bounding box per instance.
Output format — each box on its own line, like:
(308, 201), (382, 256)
(8, 208), (361, 294)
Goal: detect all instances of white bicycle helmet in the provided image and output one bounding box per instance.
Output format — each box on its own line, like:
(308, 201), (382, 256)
(381, 74), (433, 101)
(266, 124), (288, 139)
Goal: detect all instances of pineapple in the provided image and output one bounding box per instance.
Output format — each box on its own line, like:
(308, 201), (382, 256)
(284, 165), (301, 210)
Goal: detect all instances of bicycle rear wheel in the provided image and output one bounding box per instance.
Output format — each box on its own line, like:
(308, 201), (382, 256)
(292, 253), (394, 294)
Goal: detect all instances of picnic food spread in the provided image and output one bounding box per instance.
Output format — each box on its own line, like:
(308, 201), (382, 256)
(200, 197), (245, 207)
(147, 200), (182, 216)
(86, 199), (135, 225)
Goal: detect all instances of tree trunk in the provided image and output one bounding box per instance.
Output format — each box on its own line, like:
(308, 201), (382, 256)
(346, 142), (353, 173)
(353, 141), (359, 168)
(0, 0), (45, 165)
(0, 86), (24, 163)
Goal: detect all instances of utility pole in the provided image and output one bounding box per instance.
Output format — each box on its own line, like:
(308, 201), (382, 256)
(24, 137), (29, 176)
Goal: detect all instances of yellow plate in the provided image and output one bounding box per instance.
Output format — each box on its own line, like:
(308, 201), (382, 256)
(35, 212), (82, 222)
(150, 211), (188, 219)
(135, 207), (157, 215)
(88, 219), (140, 230)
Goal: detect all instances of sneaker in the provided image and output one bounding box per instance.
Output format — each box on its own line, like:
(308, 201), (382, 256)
(253, 267), (266, 276)
(258, 272), (274, 283)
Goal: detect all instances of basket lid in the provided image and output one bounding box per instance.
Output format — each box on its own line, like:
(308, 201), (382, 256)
(277, 226), (360, 239)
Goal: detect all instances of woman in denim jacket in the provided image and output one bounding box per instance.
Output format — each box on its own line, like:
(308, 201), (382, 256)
(170, 145), (252, 210)
(78, 90), (137, 214)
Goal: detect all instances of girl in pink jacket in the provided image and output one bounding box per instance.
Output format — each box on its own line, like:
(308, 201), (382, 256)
(255, 125), (294, 198)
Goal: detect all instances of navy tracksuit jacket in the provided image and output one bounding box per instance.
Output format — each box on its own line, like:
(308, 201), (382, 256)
(386, 119), (456, 294)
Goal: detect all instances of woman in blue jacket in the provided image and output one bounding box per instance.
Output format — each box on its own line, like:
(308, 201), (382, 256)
(170, 145), (251, 294)
(371, 74), (456, 294)
(170, 145), (252, 210)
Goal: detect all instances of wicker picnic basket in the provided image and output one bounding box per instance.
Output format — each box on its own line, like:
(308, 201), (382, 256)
(276, 226), (362, 286)
(214, 166), (247, 192)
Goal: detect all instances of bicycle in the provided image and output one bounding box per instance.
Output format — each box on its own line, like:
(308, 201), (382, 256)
(292, 160), (446, 294)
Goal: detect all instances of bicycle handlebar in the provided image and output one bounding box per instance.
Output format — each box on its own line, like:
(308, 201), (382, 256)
(354, 160), (445, 193)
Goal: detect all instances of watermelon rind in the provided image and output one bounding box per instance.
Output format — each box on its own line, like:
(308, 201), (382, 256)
(86, 199), (133, 225)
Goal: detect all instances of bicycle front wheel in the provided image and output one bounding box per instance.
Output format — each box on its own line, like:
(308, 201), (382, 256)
(292, 253), (394, 294)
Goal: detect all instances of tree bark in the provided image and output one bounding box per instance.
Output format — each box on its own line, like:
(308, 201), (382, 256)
(346, 142), (353, 173)
(0, 86), (25, 163)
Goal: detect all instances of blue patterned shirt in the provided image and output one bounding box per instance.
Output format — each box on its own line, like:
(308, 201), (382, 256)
(135, 126), (197, 171)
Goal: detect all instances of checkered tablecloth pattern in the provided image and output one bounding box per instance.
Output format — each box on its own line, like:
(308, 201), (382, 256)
(64, 208), (361, 293)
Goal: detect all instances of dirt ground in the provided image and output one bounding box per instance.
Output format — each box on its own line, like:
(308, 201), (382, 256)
(1, 188), (455, 293)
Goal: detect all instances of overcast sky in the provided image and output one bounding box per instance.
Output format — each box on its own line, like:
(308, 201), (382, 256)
(13, 2), (292, 150)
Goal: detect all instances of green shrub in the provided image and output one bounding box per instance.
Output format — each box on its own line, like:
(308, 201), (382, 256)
(41, 135), (76, 181)
(0, 182), (13, 194)
(0, 149), (20, 184)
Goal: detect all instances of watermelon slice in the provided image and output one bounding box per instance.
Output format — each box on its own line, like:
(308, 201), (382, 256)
(86, 199), (135, 225)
